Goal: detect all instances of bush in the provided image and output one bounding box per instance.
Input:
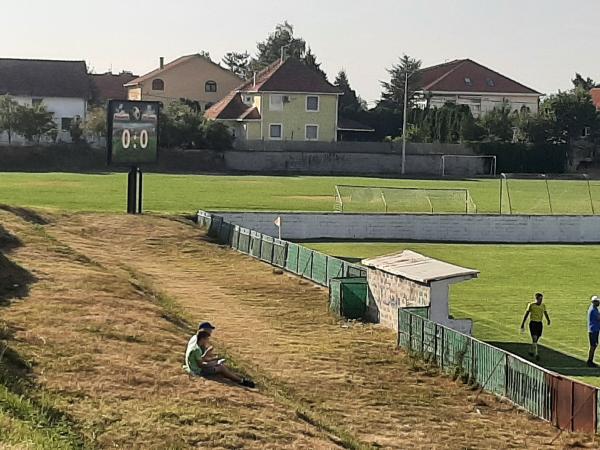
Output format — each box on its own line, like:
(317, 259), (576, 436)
(471, 142), (568, 173)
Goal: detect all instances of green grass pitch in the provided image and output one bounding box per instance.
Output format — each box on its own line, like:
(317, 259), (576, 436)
(2, 172), (600, 215)
(306, 241), (600, 386)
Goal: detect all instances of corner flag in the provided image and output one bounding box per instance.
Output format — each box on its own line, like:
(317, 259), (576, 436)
(274, 216), (282, 239)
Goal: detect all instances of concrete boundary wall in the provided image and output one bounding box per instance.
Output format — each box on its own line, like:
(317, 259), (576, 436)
(211, 212), (600, 243)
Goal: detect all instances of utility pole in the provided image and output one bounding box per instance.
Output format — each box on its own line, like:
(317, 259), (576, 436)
(401, 71), (409, 175)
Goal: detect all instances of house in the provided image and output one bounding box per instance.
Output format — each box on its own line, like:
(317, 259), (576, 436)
(414, 59), (542, 118)
(90, 71), (137, 104)
(591, 88), (600, 111)
(124, 54), (242, 110)
(0, 58), (91, 143)
(362, 250), (479, 334)
(205, 57), (342, 142)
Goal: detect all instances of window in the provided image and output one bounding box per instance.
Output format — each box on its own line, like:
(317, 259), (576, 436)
(464, 77), (472, 87)
(269, 94), (284, 111)
(305, 125), (319, 141)
(32, 98), (43, 106)
(61, 117), (73, 131)
(306, 95), (319, 112)
(269, 123), (283, 140)
(486, 78), (495, 87)
(582, 126), (591, 138)
(152, 79), (165, 91)
(205, 80), (217, 92)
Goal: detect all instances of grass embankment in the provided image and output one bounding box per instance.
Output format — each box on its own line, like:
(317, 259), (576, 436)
(307, 242), (600, 386)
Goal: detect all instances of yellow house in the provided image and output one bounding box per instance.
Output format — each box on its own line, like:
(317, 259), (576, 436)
(125, 54), (242, 110)
(205, 58), (342, 142)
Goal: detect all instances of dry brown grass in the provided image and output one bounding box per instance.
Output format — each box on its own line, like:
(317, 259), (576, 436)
(31, 212), (597, 450)
(0, 210), (337, 449)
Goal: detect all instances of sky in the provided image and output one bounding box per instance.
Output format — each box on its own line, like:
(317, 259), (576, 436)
(2, 0), (599, 105)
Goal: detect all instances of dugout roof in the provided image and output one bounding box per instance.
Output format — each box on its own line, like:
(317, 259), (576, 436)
(362, 250), (479, 284)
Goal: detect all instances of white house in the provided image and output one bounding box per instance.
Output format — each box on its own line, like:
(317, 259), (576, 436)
(414, 59), (542, 118)
(0, 58), (91, 144)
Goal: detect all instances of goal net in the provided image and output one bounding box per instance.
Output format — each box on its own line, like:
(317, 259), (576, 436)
(500, 173), (600, 215)
(441, 155), (497, 177)
(334, 185), (477, 214)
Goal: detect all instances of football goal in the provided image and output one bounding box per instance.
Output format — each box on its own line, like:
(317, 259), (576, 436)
(500, 173), (600, 215)
(441, 155), (497, 177)
(334, 185), (478, 214)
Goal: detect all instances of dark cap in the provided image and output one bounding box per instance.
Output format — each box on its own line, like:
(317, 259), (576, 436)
(198, 322), (216, 331)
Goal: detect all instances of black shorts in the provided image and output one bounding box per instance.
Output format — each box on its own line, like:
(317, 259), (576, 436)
(529, 321), (543, 338)
(590, 331), (600, 347)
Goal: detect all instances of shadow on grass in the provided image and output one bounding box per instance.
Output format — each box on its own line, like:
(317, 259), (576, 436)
(0, 205), (49, 225)
(490, 342), (599, 377)
(0, 224), (37, 307)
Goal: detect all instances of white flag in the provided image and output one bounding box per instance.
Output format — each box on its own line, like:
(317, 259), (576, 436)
(274, 216), (281, 227)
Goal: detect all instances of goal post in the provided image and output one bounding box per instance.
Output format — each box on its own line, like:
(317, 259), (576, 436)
(334, 185), (477, 214)
(441, 155), (497, 177)
(500, 173), (598, 215)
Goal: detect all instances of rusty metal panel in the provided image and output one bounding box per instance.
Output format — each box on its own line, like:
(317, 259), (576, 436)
(572, 382), (597, 434)
(552, 376), (573, 431)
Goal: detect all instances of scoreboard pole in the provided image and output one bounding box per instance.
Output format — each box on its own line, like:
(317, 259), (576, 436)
(127, 166), (143, 214)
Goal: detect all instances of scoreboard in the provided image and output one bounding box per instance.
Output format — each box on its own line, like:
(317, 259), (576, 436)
(107, 100), (160, 165)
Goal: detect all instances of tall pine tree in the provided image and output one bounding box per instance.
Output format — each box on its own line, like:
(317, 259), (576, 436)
(379, 54), (422, 111)
(334, 70), (363, 114)
(222, 51), (251, 79)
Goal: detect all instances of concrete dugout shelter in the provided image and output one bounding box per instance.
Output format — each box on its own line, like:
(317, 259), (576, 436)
(362, 251), (479, 334)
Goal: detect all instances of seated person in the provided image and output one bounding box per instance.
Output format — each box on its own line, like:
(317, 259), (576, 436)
(185, 330), (255, 388)
(187, 321), (216, 349)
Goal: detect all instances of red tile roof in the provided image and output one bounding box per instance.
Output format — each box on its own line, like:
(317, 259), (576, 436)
(417, 59), (541, 95)
(125, 54), (238, 87)
(240, 58), (341, 94)
(591, 88), (600, 110)
(204, 91), (261, 121)
(0, 58), (91, 98)
(91, 72), (137, 102)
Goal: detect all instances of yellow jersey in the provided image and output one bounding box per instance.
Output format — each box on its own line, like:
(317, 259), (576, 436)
(526, 302), (547, 322)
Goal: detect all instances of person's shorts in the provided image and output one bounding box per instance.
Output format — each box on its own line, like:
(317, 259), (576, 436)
(590, 331), (600, 347)
(529, 321), (543, 338)
(200, 362), (223, 376)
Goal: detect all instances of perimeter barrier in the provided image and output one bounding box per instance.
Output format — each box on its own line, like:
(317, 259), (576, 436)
(399, 309), (598, 434)
(198, 209), (366, 299)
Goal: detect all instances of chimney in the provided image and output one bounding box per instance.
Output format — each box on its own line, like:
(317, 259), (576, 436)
(159, 57), (164, 69)
(253, 72), (256, 87)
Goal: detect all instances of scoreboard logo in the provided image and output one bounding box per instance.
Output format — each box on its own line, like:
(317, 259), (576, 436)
(107, 100), (160, 165)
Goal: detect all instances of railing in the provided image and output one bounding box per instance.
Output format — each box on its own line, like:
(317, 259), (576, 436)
(398, 309), (598, 434)
(198, 210), (366, 288)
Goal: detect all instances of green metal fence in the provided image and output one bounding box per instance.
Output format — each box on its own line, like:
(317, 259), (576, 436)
(398, 309), (597, 432)
(198, 210), (366, 290)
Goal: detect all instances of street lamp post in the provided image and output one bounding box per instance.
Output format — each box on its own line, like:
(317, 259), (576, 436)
(401, 71), (409, 175)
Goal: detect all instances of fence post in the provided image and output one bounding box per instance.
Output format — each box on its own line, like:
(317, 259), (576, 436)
(434, 324), (438, 365)
(409, 313), (413, 352)
(440, 327), (445, 371)
(270, 239), (275, 265)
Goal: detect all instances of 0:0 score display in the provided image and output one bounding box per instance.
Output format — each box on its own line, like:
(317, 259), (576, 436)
(121, 128), (150, 150)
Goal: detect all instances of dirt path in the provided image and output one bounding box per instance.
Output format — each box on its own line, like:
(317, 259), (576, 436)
(41, 213), (597, 450)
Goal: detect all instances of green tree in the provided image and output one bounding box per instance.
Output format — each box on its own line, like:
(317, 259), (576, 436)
(69, 116), (83, 143)
(12, 103), (56, 143)
(0, 95), (18, 144)
(334, 70), (364, 114)
(204, 120), (234, 150)
(480, 102), (515, 142)
(249, 21), (306, 72)
(84, 107), (107, 137)
(572, 73), (597, 91)
(303, 47), (327, 80)
(222, 51), (250, 79)
(540, 89), (599, 143)
(379, 54), (422, 111)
